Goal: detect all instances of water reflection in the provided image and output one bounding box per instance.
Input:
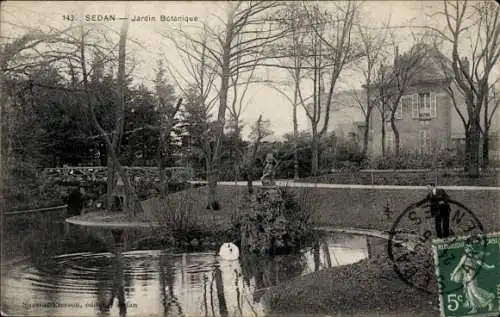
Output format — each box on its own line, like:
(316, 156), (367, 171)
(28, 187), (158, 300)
(96, 253), (126, 317)
(1, 233), (370, 317)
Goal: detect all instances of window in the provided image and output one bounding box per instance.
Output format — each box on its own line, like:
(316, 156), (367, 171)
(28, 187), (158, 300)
(419, 92), (431, 118)
(401, 95), (413, 120)
(419, 130), (431, 155)
(412, 92), (437, 119)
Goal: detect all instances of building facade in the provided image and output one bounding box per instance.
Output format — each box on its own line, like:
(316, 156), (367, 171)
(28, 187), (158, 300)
(367, 46), (499, 158)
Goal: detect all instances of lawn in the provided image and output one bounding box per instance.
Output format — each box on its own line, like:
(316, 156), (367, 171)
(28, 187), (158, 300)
(157, 184), (500, 233)
(303, 170), (500, 187)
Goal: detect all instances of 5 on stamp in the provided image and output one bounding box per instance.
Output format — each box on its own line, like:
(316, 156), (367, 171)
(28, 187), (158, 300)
(433, 232), (500, 317)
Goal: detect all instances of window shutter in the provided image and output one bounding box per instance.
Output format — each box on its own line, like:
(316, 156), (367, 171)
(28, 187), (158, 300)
(412, 94), (418, 118)
(395, 102), (404, 120)
(431, 93), (437, 118)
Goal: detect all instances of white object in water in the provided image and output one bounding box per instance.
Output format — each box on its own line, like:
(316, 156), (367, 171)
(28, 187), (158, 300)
(218, 242), (239, 260)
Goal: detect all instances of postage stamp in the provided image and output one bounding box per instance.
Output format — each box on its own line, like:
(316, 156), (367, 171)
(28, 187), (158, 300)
(388, 199), (485, 294)
(432, 232), (500, 317)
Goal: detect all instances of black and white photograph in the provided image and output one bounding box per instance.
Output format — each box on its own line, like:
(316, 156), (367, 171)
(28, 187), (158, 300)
(1, 1), (499, 317)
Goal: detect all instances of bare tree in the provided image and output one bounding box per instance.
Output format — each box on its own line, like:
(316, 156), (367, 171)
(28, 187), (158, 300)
(299, 1), (360, 176)
(105, 18), (129, 210)
(267, 1), (312, 180)
(376, 42), (428, 156)
(244, 114), (272, 194)
(166, 29), (219, 208)
(154, 59), (183, 198)
(428, 0), (500, 175)
(74, 22), (144, 216)
(164, 1), (286, 209)
(226, 32), (261, 182)
(374, 62), (392, 156)
(352, 19), (391, 157)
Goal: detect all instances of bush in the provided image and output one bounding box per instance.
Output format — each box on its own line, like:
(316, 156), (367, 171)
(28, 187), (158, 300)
(4, 162), (64, 211)
(235, 187), (315, 255)
(151, 190), (203, 245)
(364, 149), (463, 170)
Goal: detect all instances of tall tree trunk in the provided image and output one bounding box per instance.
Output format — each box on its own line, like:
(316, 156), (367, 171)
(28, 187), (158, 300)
(246, 138), (260, 195)
(381, 117), (386, 157)
(233, 125), (241, 182)
(464, 128), (471, 172)
(482, 95), (490, 168)
(158, 112), (166, 199)
(79, 22), (143, 217)
(106, 155), (117, 209)
(469, 120), (481, 177)
(208, 19), (233, 210)
(158, 98), (182, 199)
(206, 159), (219, 210)
(293, 69), (300, 180)
(0, 70), (6, 222)
(362, 108), (372, 157)
(482, 134), (489, 169)
(391, 119), (400, 156)
(246, 170), (254, 195)
(311, 132), (319, 176)
(107, 19), (129, 210)
(158, 139), (166, 199)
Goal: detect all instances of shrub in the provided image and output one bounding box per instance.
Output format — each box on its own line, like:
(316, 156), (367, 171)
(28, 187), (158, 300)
(4, 162), (64, 211)
(151, 190), (203, 244)
(235, 187), (315, 255)
(364, 149), (463, 170)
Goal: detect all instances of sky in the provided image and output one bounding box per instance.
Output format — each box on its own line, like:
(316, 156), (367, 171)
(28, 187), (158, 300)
(1, 1), (490, 140)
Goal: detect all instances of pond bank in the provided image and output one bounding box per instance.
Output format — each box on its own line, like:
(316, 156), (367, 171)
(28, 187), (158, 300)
(264, 238), (440, 317)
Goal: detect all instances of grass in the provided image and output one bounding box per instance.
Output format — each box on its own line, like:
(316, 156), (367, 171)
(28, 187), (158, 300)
(156, 185), (500, 233)
(142, 185), (247, 230)
(303, 170), (500, 187)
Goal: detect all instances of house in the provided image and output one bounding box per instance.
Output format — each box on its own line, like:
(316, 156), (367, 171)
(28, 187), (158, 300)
(317, 89), (365, 142)
(367, 44), (500, 158)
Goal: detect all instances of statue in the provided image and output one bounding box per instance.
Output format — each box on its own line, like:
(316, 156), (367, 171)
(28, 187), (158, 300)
(261, 153), (278, 186)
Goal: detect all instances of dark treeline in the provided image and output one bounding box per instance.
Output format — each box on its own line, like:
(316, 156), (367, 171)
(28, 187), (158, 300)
(2, 59), (356, 181)
(4, 60), (175, 168)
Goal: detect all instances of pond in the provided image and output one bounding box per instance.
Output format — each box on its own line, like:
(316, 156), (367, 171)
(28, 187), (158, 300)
(1, 233), (372, 317)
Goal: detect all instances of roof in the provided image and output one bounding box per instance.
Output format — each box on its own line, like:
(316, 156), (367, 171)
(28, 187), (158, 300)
(367, 44), (454, 89)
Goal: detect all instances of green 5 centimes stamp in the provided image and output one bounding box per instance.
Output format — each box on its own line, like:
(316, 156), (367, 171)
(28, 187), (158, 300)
(432, 232), (500, 317)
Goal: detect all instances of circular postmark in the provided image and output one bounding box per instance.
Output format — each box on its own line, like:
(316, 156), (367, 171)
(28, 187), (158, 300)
(387, 199), (487, 294)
